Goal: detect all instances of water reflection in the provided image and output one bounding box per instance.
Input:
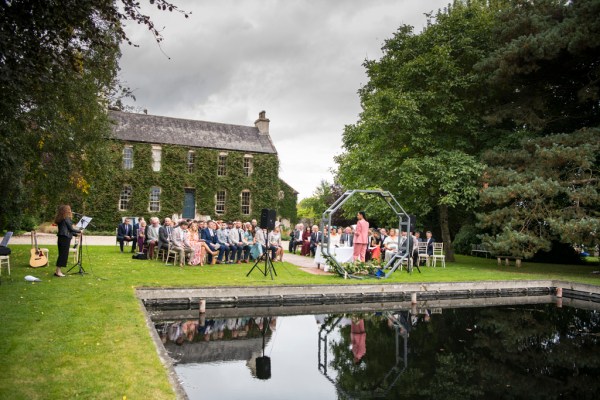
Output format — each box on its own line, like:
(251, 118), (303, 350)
(153, 302), (600, 400)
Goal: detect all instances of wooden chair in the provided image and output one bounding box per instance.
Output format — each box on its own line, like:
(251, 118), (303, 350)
(416, 242), (430, 266)
(431, 242), (445, 268)
(0, 231), (13, 284)
(0, 254), (10, 283)
(164, 243), (180, 266)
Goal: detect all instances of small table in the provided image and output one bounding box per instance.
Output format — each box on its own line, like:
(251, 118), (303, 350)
(315, 246), (354, 271)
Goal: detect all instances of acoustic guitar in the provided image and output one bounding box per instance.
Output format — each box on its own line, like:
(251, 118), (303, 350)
(29, 230), (48, 268)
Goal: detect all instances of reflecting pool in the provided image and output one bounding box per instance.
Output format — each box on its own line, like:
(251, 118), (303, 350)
(151, 301), (600, 399)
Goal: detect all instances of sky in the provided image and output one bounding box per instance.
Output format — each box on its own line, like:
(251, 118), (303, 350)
(119, 0), (448, 200)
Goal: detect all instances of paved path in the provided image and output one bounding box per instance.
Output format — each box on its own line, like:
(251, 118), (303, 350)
(9, 233), (333, 275)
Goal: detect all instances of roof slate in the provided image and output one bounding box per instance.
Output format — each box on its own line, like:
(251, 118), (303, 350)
(109, 110), (277, 154)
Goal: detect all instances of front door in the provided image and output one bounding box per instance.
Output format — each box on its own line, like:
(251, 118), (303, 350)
(183, 189), (196, 219)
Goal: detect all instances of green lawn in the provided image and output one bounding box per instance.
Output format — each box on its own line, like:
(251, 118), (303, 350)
(1, 244), (599, 399)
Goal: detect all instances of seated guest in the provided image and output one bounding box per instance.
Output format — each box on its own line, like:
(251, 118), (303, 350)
(216, 222), (232, 264)
(329, 226), (340, 248)
(171, 220), (194, 267)
(188, 221), (217, 266)
(251, 226), (267, 260)
(289, 224), (304, 254)
(309, 225), (322, 257)
(228, 220), (246, 264)
(425, 231), (435, 255)
(242, 222), (254, 262)
(136, 219), (147, 253)
(368, 229), (381, 261)
(300, 226), (312, 256)
(157, 217), (174, 255)
(268, 226), (284, 261)
(383, 228), (399, 262)
(201, 221), (224, 264)
(379, 228), (388, 251)
(340, 227), (354, 247)
(145, 217), (161, 259)
(117, 218), (135, 253)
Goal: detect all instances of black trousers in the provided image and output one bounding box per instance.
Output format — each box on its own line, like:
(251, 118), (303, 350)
(56, 236), (71, 267)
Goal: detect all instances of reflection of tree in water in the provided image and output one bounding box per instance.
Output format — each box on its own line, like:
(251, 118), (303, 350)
(324, 306), (600, 400)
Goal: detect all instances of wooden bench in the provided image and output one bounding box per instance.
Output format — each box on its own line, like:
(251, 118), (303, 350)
(471, 244), (491, 258)
(497, 256), (522, 267)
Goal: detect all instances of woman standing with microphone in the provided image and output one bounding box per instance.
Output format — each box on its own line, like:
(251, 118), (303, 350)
(54, 205), (81, 277)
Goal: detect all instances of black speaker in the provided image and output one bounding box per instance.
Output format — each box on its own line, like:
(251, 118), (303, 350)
(409, 214), (417, 233)
(256, 356), (271, 380)
(260, 208), (276, 230)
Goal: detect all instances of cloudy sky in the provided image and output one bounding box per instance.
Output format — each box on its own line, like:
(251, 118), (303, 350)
(119, 0), (447, 200)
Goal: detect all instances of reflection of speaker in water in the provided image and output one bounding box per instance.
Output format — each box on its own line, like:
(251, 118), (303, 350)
(256, 356), (271, 380)
(260, 208), (276, 230)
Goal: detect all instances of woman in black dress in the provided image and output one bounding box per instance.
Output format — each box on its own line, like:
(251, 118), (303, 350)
(54, 204), (81, 277)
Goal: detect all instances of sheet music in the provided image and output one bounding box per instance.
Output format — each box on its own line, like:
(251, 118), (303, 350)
(76, 216), (92, 229)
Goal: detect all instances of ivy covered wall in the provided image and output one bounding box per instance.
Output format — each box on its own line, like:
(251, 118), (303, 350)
(84, 141), (296, 230)
(277, 179), (298, 224)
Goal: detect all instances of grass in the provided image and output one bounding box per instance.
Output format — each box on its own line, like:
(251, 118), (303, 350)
(1, 244), (599, 399)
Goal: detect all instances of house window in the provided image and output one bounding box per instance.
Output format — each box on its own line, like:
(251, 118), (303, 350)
(119, 185), (132, 211)
(149, 186), (161, 212)
(215, 190), (226, 215)
(122, 146), (133, 170)
(243, 155), (253, 177)
(151, 145), (161, 172)
(278, 190), (285, 200)
(217, 153), (227, 176)
(241, 190), (251, 215)
(187, 151), (195, 173)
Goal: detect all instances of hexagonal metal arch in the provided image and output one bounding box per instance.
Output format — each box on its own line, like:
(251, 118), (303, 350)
(319, 189), (413, 279)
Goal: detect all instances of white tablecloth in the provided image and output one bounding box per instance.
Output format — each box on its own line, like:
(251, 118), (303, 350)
(314, 246), (354, 270)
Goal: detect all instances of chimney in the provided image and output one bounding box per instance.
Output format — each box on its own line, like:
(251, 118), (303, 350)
(254, 110), (270, 134)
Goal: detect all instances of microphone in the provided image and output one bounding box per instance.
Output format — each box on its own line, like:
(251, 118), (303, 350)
(72, 211), (83, 216)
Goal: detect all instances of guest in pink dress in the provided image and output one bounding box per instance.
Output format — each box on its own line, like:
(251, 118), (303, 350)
(187, 222), (217, 266)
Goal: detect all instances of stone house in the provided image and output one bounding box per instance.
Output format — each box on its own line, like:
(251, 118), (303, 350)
(93, 110), (297, 227)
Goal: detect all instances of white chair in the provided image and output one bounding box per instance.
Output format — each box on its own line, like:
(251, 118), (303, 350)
(431, 242), (445, 268)
(417, 242), (430, 266)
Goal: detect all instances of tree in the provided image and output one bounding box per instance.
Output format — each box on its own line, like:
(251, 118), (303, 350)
(0, 0), (189, 230)
(476, 0), (600, 258)
(479, 128), (599, 258)
(335, 1), (501, 261)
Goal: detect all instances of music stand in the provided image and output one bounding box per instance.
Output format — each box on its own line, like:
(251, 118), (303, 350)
(67, 216), (92, 275)
(246, 229), (277, 280)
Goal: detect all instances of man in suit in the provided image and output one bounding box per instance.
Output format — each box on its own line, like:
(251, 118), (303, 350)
(171, 220), (194, 266)
(201, 220), (224, 264)
(216, 222), (232, 264)
(309, 225), (321, 257)
(131, 218), (141, 253)
(289, 224), (303, 254)
(117, 218), (134, 252)
(228, 220), (245, 263)
(425, 231), (436, 255)
(353, 211), (369, 262)
(340, 227), (354, 247)
(157, 217), (173, 255)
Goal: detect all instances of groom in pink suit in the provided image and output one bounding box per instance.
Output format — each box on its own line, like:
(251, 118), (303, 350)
(353, 211), (369, 262)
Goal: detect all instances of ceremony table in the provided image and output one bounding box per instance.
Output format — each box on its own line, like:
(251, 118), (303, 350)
(314, 246), (354, 271)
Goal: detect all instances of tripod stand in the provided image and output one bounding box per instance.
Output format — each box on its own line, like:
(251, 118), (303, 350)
(66, 230), (86, 275)
(246, 232), (277, 280)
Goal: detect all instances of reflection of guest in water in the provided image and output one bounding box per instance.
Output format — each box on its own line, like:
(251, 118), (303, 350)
(351, 318), (366, 364)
